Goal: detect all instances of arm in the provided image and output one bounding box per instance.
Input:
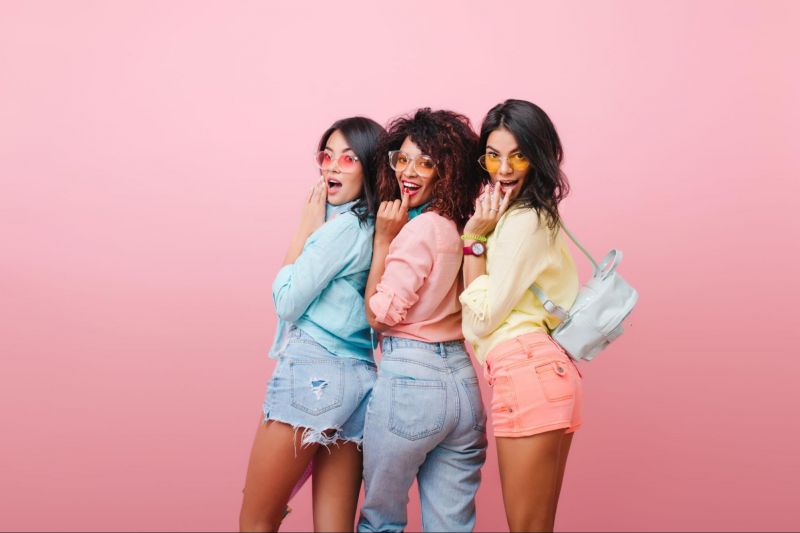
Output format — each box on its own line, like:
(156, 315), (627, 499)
(273, 215), (360, 322)
(365, 237), (391, 333)
(460, 209), (550, 338)
(462, 184), (512, 288)
(283, 179), (327, 266)
(365, 194), (435, 331)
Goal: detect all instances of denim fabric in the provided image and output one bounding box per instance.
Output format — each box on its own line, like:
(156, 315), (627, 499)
(264, 327), (377, 447)
(358, 337), (487, 532)
(270, 203), (375, 361)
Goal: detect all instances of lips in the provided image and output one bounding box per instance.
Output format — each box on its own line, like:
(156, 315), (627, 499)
(327, 178), (342, 193)
(401, 180), (421, 196)
(496, 179), (519, 193)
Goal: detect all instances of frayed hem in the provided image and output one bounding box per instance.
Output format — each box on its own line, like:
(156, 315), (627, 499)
(262, 414), (362, 456)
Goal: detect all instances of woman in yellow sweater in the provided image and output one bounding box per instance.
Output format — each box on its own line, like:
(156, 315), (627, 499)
(460, 99), (581, 532)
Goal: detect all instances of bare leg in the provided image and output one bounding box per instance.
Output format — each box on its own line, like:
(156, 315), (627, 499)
(496, 429), (566, 532)
(311, 440), (363, 532)
(240, 419), (319, 532)
(554, 432), (574, 516)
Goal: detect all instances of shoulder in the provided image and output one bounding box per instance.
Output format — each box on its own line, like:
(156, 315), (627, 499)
(499, 206), (543, 230)
(408, 211), (458, 235)
(402, 211), (460, 252)
(316, 211), (373, 241)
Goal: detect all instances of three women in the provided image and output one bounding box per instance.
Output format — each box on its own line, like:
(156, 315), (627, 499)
(242, 100), (582, 532)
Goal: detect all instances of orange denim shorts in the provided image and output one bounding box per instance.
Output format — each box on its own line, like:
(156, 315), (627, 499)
(484, 332), (582, 437)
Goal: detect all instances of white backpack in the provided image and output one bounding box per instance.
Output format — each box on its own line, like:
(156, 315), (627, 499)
(531, 224), (638, 362)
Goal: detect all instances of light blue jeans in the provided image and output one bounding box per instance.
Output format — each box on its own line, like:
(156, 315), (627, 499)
(263, 326), (377, 447)
(358, 337), (488, 532)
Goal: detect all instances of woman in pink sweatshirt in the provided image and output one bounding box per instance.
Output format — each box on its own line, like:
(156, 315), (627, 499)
(357, 108), (485, 533)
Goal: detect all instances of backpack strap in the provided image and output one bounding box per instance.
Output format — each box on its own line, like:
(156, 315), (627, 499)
(529, 220), (591, 320)
(559, 221), (598, 271)
(530, 284), (570, 322)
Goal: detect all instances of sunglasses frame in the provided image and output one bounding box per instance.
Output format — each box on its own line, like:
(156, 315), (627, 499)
(314, 150), (361, 173)
(387, 150), (438, 178)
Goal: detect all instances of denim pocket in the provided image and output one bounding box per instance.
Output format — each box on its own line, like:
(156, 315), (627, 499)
(289, 359), (344, 415)
(388, 378), (446, 441)
(461, 377), (486, 432)
(535, 360), (574, 402)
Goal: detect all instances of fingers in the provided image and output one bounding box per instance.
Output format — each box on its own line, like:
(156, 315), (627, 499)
(490, 183), (501, 212)
(316, 182), (326, 203)
(400, 191), (410, 212)
(498, 186), (512, 216)
(474, 195), (485, 219)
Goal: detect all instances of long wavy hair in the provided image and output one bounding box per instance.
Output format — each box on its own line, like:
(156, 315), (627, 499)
(375, 108), (481, 228)
(478, 99), (570, 230)
(317, 116), (385, 226)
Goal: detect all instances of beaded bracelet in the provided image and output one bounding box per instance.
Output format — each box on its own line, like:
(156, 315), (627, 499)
(460, 233), (488, 243)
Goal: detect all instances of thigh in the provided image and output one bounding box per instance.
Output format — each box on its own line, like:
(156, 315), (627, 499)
(240, 419), (318, 531)
(312, 441), (363, 532)
(495, 430), (566, 532)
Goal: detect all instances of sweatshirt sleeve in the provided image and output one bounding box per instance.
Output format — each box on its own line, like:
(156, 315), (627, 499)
(369, 220), (435, 327)
(460, 209), (552, 338)
(272, 215), (361, 322)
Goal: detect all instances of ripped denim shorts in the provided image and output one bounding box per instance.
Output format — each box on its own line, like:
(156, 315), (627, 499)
(263, 326), (377, 448)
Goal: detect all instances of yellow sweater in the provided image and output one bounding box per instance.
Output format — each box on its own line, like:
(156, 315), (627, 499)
(460, 207), (579, 364)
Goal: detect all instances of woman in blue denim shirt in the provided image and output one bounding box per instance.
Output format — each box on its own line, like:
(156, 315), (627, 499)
(240, 117), (384, 532)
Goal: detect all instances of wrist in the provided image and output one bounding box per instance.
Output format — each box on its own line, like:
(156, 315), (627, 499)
(463, 240), (487, 258)
(461, 232), (488, 243)
(374, 235), (393, 247)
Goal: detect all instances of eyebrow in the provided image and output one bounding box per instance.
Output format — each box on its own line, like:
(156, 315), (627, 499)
(325, 145), (354, 153)
(486, 144), (521, 154)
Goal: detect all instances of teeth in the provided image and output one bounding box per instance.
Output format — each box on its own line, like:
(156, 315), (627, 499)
(402, 181), (421, 190)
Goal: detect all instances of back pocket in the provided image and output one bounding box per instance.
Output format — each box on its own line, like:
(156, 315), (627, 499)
(389, 378), (446, 441)
(290, 359), (345, 415)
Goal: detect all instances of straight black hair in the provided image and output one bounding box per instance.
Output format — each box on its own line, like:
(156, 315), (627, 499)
(479, 99), (570, 230)
(318, 116), (385, 225)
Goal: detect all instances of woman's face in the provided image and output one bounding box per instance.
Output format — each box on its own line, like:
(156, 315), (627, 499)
(320, 129), (364, 205)
(483, 128), (531, 202)
(393, 136), (436, 208)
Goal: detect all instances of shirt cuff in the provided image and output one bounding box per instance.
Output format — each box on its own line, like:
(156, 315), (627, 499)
(271, 264), (293, 299)
(370, 283), (412, 326)
(459, 274), (490, 321)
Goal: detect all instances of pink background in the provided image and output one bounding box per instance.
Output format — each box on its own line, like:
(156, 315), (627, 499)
(2, 0), (798, 530)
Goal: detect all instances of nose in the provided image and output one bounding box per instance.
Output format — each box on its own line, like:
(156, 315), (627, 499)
(499, 157), (513, 175)
(402, 158), (417, 177)
(328, 154), (342, 173)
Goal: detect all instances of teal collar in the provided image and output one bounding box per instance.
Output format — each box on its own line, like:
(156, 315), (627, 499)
(408, 200), (433, 220)
(326, 199), (358, 221)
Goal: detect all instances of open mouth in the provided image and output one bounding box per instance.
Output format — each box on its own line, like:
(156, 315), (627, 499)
(496, 179), (519, 193)
(401, 180), (422, 196)
(327, 178), (342, 193)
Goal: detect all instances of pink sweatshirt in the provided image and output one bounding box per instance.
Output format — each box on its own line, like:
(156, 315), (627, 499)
(369, 211), (464, 342)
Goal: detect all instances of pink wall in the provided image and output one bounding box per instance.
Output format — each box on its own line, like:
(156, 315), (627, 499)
(1, 1), (798, 530)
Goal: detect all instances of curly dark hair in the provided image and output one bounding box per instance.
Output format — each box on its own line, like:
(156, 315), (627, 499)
(375, 108), (481, 228)
(478, 99), (570, 231)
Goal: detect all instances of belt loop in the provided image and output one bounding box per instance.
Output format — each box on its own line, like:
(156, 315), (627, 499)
(438, 342), (446, 357)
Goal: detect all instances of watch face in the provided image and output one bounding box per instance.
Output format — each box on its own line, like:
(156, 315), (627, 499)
(472, 242), (486, 255)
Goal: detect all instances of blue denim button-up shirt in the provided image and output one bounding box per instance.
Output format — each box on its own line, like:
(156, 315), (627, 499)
(269, 201), (374, 361)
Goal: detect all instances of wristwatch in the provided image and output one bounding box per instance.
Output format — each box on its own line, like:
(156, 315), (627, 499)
(463, 241), (486, 257)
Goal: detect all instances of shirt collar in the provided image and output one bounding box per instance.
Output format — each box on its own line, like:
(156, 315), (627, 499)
(326, 199), (358, 221)
(408, 200), (433, 220)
